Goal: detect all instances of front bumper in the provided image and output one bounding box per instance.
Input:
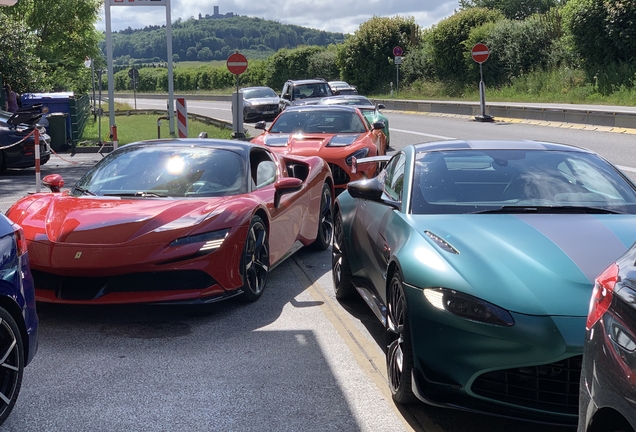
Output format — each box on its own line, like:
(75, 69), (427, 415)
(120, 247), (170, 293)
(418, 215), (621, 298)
(404, 282), (583, 424)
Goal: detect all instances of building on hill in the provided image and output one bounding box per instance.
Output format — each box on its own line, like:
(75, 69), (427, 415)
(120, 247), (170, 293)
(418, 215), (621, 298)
(198, 6), (234, 20)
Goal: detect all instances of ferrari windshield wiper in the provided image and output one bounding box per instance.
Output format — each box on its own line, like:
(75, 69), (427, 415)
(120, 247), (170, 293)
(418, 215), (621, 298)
(103, 191), (168, 197)
(74, 186), (95, 196)
(473, 205), (621, 214)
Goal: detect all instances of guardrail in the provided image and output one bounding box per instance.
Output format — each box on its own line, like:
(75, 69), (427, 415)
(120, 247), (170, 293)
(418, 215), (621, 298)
(113, 93), (636, 129)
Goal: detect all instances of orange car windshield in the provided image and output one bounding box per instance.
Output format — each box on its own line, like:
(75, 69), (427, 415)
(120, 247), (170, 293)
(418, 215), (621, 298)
(270, 110), (367, 134)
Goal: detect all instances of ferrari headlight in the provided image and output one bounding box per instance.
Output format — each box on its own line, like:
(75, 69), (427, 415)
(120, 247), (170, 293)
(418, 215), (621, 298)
(345, 148), (369, 166)
(423, 288), (514, 326)
(170, 228), (230, 253)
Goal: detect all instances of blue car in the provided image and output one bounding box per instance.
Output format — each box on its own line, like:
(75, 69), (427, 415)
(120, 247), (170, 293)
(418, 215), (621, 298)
(0, 213), (38, 425)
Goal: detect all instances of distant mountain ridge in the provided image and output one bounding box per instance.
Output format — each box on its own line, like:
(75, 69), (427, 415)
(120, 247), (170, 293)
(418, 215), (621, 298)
(104, 15), (346, 63)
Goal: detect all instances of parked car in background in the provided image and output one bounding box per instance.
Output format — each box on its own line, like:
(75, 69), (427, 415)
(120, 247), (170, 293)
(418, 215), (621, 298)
(0, 213), (38, 425)
(319, 95), (391, 146)
(328, 81), (358, 95)
(6, 139), (334, 305)
(240, 86), (281, 122)
(579, 250), (636, 432)
(279, 79), (334, 111)
(333, 140), (636, 425)
(251, 105), (386, 194)
(0, 106), (51, 170)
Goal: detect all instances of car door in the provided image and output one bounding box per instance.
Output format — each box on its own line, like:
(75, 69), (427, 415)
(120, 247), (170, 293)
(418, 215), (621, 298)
(351, 153), (406, 300)
(248, 148), (306, 265)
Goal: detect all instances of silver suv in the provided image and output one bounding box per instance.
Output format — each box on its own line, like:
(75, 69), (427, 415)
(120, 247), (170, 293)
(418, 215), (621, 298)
(279, 79), (334, 111)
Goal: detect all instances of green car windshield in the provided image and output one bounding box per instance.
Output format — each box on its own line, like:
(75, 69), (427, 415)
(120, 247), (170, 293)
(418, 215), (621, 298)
(73, 145), (247, 198)
(411, 149), (636, 214)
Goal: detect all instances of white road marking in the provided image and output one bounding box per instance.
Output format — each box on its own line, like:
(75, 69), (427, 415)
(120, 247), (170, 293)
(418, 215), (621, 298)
(391, 128), (455, 140)
(617, 165), (636, 173)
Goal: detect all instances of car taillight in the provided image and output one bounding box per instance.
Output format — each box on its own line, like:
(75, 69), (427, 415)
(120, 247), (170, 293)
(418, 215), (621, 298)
(586, 262), (619, 330)
(12, 224), (28, 256)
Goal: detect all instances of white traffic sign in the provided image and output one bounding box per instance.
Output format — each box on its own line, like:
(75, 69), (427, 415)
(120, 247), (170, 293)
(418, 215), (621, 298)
(394, 56), (403, 65)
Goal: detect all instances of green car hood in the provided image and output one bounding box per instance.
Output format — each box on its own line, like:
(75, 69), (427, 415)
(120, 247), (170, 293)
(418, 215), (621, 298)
(403, 213), (636, 317)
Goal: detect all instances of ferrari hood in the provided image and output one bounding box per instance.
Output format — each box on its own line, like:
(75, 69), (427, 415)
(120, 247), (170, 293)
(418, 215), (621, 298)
(263, 133), (361, 156)
(405, 213), (636, 316)
(33, 195), (233, 245)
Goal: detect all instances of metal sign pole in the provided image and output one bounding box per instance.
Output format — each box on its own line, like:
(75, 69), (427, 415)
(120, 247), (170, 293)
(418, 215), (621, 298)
(166, 0), (175, 136)
(105, 2), (116, 147)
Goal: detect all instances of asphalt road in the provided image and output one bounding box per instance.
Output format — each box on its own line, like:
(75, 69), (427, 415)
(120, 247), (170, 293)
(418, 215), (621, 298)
(0, 103), (609, 431)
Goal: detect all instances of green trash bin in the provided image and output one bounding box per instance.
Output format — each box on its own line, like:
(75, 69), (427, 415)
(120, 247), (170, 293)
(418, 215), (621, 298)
(47, 112), (69, 152)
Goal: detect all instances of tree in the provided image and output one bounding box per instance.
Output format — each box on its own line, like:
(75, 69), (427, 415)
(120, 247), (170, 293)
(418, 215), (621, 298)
(2, 0), (102, 93)
(459, 0), (562, 20)
(0, 14), (45, 93)
(428, 8), (504, 87)
(337, 16), (417, 94)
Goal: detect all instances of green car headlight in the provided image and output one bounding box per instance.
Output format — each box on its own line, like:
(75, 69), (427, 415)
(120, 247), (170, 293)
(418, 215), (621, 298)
(169, 228), (230, 253)
(424, 288), (515, 326)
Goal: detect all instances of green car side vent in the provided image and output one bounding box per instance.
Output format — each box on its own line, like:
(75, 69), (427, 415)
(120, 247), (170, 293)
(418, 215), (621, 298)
(425, 231), (459, 254)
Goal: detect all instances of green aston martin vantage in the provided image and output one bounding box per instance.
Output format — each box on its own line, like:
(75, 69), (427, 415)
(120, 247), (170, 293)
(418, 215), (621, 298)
(332, 140), (636, 425)
(318, 95), (390, 146)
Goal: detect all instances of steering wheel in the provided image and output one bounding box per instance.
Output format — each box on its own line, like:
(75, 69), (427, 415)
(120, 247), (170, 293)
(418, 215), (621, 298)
(186, 181), (226, 195)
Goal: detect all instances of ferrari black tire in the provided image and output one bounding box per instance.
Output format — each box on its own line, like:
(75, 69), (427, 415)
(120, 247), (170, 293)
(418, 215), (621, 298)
(332, 210), (355, 300)
(0, 307), (24, 426)
(386, 272), (416, 404)
(239, 216), (270, 303)
(311, 182), (334, 251)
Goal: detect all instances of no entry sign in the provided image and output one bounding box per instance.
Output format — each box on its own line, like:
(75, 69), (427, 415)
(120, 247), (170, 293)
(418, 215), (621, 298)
(471, 43), (490, 63)
(227, 52), (248, 75)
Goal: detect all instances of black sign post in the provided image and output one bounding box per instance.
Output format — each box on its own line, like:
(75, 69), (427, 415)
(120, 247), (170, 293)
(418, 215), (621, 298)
(128, 68), (139, 109)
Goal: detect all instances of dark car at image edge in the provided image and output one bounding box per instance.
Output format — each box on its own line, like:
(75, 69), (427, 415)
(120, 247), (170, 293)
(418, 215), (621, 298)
(0, 106), (51, 171)
(579, 251), (636, 432)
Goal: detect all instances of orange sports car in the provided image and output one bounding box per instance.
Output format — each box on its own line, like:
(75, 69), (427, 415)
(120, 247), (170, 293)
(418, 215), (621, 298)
(251, 105), (386, 193)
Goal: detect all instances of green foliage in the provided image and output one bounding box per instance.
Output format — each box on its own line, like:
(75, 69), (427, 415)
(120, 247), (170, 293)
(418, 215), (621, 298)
(0, 14), (45, 93)
(264, 46), (326, 90)
(307, 48), (340, 81)
(428, 8), (504, 86)
(563, 0), (636, 73)
(338, 16), (417, 94)
(4, 0), (102, 93)
(466, 15), (559, 86)
(459, 0), (562, 20)
(107, 16), (345, 64)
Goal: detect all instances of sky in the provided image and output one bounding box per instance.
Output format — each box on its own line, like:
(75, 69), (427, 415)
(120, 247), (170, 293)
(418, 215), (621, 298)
(98, 0), (461, 34)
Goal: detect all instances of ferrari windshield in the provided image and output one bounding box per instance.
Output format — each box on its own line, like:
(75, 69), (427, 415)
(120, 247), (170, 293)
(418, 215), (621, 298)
(269, 109), (367, 134)
(73, 145), (247, 198)
(411, 149), (636, 214)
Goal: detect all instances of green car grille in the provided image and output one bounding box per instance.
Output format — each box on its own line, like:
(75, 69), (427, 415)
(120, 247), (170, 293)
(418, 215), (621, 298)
(471, 356), (582, 415)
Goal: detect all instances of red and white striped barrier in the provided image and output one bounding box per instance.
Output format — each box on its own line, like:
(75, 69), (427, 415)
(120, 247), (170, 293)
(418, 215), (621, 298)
(34, 128), (41, 193)
(176, 97), (188, 138)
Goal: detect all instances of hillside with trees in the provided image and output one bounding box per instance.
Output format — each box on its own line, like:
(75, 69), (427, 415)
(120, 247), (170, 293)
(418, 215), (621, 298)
(106, 15), (346, 64)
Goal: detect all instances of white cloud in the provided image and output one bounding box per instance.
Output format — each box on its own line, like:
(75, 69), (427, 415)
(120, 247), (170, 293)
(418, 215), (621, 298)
(98, 0), (460, 34)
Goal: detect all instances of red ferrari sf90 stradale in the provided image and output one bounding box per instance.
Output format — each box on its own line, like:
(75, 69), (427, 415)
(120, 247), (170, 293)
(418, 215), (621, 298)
(6, 139), (334, 304)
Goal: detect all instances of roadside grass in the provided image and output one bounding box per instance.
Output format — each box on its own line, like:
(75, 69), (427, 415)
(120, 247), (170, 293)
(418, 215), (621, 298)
(81, 101), (234, 145)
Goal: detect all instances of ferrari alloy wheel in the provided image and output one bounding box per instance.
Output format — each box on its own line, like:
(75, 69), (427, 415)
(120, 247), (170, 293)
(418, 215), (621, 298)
(0, 308), (24, 425)
(386, 272), (416, 404)
(311, 183), (334, 251)
(240, 216), (270, 302)
(332, 211), (355, 300)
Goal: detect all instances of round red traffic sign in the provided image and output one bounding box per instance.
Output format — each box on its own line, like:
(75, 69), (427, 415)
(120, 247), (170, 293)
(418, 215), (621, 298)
(393, 46), (403, 57)
(471, 43), (490, 63)
(227, 52), (248, 75)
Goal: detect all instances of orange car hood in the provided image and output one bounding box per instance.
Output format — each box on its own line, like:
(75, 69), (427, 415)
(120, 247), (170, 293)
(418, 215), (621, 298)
(262, 133), (361, 156)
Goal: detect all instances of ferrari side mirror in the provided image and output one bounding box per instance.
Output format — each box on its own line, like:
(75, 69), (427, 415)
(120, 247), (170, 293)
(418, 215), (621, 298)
(42, 174), (64, 193)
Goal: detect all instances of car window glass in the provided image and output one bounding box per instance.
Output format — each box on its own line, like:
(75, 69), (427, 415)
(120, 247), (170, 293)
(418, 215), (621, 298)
(250, 150), (277, 189)
(383, 153), (406, 202)
(410, 149), (636, 215)
(76, 146), (246, 198)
